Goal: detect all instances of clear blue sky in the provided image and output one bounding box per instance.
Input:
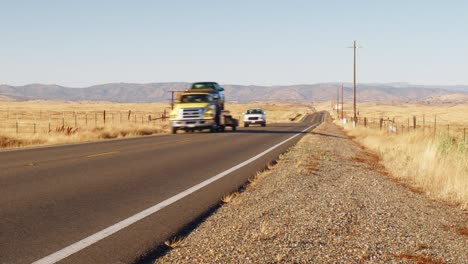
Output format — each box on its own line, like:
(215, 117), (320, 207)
(1, 0), (467, 87)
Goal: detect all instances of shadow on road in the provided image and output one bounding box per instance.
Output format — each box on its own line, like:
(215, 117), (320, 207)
(234, 129), (310, 135)
(309, 131), (347, 139)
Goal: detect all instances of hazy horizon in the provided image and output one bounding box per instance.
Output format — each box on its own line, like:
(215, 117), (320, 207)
(2, 81), (468, 89)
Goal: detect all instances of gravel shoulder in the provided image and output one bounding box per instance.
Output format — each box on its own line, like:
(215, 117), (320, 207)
(155, 114), (467, 263)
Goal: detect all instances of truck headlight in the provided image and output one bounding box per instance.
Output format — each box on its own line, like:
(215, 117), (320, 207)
(204, 109), (214, 118)
(169, 110), (179, 119)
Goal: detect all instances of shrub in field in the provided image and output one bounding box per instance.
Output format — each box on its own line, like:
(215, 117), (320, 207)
(0, 135), (46, 148)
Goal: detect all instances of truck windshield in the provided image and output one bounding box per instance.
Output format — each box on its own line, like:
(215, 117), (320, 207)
(180, 94), (212, 103)
(247, 109), (263, 114)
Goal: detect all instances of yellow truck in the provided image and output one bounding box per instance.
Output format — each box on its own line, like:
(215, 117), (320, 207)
(169, 89), (237, 134)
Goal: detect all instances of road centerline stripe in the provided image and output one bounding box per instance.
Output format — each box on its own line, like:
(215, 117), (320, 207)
(32, 118), (321, 264)
(86, 151), (120, 158)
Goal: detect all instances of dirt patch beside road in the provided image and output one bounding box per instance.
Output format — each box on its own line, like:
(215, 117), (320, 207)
(154, 114), (467, 263)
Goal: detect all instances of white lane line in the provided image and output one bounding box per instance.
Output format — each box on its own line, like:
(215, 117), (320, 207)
(33, 120), (321, 264)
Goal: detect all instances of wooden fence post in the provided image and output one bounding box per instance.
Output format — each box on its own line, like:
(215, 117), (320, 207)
(379, 118), (383, 130)
(423, 114), (425, 133)
(95, 112), (97, 127)
(413, 116), (416, 131)
(386, 120), (389, 135)
(128, 110), (131, 121)
(103, 110), (106, 124)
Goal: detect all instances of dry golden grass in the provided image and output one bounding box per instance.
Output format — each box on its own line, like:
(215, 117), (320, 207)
(0, 101), (313, 149)
(164, 237), (185, 249)
(221, 192), (239, 204)
(0, 101), (170, 149)
(330, 102), (468, 208)
(258, 221), (277, 240)
(353, 102), (468, 126)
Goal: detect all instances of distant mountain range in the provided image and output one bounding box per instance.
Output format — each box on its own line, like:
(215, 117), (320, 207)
(0, 82), (467, 103)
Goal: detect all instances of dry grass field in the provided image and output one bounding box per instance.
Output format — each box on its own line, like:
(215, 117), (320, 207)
(0, 101), (313, 149)
(324, 102), (468, 208)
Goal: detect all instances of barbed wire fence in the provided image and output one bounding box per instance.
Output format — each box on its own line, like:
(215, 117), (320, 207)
(0, 109), (170, 136)
(333, 109), (466, 144)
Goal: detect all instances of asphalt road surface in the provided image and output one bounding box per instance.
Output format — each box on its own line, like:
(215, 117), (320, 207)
(0, 112), (323, 264)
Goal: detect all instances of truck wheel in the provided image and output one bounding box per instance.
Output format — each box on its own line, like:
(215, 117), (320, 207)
(171, 127), (177, 134)
(210, 126), (217, 133)
(244, 123), (249, 127)
(261, 122), (266, 127)
(219, 125), (225, 132)
(232, 125), (237, 132)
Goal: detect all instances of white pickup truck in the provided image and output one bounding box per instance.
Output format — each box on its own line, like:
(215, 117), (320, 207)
(243, 108), (266, 127)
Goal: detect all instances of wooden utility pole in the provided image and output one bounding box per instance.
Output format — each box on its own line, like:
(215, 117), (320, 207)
(347, 41), (362, 124)
(341, 83), (344, 120)
(336, 85), (339, 117)
(168, 90), (180, 110)
(352, 40), (357, 124)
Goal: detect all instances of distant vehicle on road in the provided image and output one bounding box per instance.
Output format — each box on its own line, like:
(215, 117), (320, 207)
(243, 108), (266, 127)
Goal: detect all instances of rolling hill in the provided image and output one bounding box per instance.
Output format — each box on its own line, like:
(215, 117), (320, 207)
(0, 82), (466, 103)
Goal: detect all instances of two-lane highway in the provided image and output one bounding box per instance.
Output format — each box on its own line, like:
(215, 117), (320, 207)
(0, 112), (323, 264)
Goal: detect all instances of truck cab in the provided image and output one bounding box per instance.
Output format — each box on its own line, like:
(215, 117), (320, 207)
(170, 92), (217, 134)
(169, 90), (237, 134)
